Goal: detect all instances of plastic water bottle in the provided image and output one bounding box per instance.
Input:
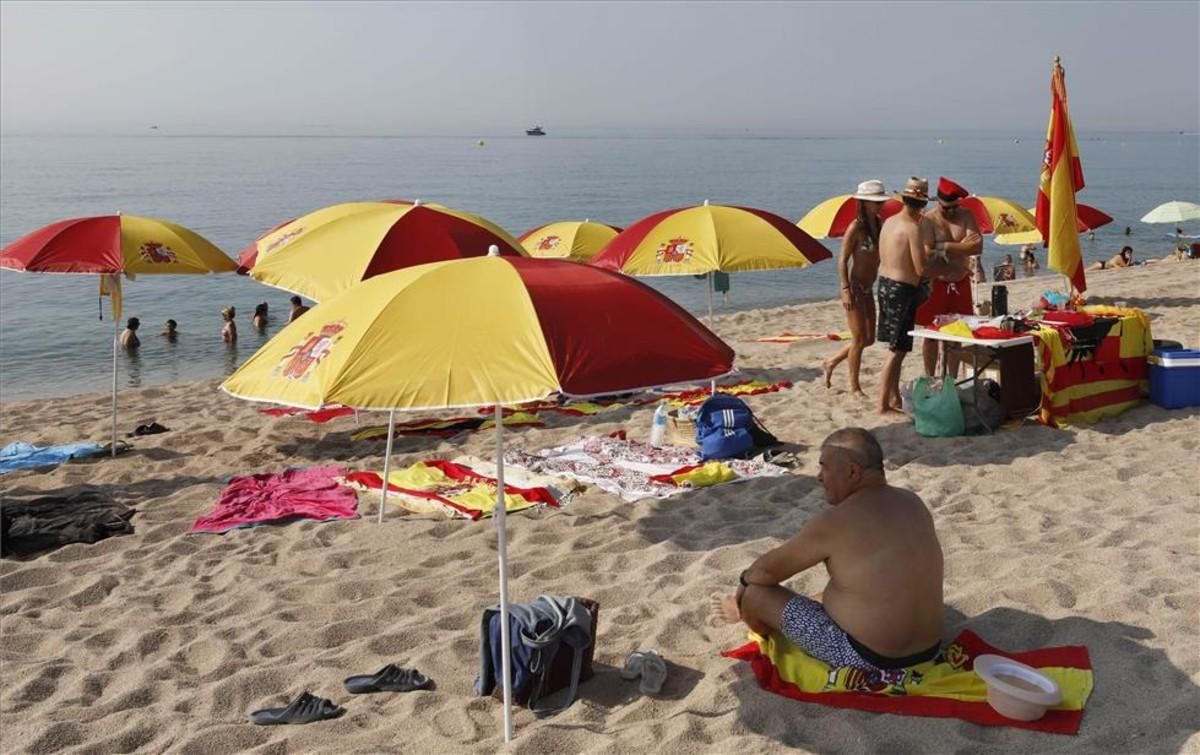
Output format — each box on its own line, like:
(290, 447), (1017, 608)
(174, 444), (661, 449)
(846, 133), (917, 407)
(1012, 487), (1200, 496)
(649, 402), (669, 447)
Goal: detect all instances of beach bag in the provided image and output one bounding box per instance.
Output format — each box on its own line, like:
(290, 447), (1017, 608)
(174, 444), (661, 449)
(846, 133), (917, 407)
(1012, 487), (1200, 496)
(484, 598), (599, 716)
(911, 376), (965, 437)
(958, 379), (1005, 434)
(695, 394), (779, 460)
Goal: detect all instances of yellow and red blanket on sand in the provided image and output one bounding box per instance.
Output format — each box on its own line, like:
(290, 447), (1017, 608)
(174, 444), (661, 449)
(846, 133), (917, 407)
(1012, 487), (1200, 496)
(724, 629), (1093, 735)
(338, 460), (559, 520)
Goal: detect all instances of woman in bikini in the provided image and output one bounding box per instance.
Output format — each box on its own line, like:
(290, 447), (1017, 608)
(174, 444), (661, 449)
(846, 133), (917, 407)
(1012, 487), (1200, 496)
(823, 180), (889, 396)
(1088, 245), (1134, 271)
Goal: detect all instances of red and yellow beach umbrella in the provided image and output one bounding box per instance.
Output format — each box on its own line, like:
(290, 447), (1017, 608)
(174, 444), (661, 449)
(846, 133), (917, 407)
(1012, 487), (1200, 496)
(798, 194), (1037, 239)
(241, 200), (526, 302)
(995, 203), (1112, 246)
(797, 195), (903, 239)
(591, 202), (831, 322)
(516, 219), (622, 262)
(1, 213), (236, 454)
(593, 202), (830, 275)
(223, 256), (732, 743)
(237, 199), (412, 271)
(1, 214), (236, 276)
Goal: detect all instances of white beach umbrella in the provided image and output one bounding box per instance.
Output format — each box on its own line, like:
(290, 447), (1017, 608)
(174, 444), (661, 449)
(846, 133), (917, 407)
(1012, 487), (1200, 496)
(1140, 201), (1200, 225)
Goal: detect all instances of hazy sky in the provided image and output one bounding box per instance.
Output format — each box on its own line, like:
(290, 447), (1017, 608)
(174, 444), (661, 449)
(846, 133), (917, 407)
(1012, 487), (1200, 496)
(2, 1), (1197, 134)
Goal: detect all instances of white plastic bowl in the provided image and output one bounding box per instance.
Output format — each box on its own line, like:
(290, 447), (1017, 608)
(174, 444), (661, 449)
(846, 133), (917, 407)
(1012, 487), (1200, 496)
(974, 654), (1063, 721)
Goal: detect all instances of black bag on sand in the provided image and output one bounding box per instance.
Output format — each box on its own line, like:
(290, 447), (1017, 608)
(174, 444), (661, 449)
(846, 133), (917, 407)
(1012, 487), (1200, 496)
(958, 379), (1006, 434)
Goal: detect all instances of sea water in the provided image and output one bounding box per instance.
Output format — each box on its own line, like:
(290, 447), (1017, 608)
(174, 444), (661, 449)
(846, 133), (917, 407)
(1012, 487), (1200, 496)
(1, 129), (1196, 400)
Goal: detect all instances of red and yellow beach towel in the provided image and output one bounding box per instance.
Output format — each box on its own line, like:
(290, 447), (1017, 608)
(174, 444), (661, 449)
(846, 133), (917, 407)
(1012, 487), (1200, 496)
(338, 460), (558, 520)
(1032, 308), (1151, 427)
(724, 629), (1093, 734)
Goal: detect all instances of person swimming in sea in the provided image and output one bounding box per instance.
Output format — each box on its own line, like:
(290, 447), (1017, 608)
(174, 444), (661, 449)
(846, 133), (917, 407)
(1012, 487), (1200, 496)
(252, 302), (269, 332)
(221, 306), (238, 343)
(119, 317), (141, 350)
(161, 319), (178, 342)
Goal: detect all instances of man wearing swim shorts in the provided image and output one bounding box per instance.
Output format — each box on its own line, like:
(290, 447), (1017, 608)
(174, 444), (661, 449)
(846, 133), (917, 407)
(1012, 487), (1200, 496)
(710, 428), (944, 670)
(917, 177), (983, 376)
(874, 177), (942, 415)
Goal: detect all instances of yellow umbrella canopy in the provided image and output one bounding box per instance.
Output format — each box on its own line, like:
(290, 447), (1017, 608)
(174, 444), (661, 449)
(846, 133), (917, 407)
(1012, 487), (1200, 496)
(591, 202), (831, 276)
(516, 219), (622, 262)
(972, 196), (1038, 235)
(243, 201), (526, 302)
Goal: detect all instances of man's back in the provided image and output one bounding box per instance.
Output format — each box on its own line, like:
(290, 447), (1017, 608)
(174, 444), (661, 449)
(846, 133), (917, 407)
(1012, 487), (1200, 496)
(821, 485), (944, 657)
(878, 213), (924, 285)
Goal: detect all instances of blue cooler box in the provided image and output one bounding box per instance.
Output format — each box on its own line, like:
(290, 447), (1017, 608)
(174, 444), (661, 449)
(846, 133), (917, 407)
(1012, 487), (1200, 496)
(1148, 348), (1200, 409)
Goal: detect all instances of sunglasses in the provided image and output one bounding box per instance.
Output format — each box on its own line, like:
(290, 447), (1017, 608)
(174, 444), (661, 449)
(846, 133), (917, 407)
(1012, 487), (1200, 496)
(939, 201), (960, 212)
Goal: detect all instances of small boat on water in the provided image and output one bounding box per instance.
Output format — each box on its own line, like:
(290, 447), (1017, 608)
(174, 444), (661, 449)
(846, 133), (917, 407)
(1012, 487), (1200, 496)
(526, 125), (546, 136)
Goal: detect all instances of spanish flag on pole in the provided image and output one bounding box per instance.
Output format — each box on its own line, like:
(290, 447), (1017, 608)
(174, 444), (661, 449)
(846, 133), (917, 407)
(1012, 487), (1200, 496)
(1036, 56), (1087, 293)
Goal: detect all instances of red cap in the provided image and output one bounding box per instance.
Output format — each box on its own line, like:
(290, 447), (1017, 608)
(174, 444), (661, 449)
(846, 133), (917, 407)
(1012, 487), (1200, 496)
(937, 177), (969, 201)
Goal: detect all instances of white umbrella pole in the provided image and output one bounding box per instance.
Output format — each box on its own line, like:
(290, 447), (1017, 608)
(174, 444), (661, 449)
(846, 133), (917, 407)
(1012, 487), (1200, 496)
(110, 313), (119, 457)
(494, 404), (514, 743)
(377, 409), (396, 524)
(707, 271), (715, 324)
(708, 272), (717, 396)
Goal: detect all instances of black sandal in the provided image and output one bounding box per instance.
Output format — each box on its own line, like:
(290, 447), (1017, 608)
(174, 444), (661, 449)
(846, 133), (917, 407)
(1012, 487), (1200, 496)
(343, 664), (432, 694)
(249, 691), (345, 725)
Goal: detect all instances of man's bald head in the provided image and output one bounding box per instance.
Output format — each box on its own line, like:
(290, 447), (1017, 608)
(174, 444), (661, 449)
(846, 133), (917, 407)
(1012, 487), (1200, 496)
(821, 428), (885, 472)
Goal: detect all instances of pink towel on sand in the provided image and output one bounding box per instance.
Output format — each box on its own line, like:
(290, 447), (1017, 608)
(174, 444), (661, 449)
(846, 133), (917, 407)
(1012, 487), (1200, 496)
(191, 466), (359, 534)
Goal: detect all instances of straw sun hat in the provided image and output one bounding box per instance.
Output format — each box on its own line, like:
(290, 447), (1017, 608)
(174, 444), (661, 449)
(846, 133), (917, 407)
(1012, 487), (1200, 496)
(851, 179), (890, 202)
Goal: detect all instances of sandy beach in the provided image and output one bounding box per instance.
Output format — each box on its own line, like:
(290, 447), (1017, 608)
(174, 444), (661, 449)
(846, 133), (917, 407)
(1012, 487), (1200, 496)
(2, 263), (1198, 754)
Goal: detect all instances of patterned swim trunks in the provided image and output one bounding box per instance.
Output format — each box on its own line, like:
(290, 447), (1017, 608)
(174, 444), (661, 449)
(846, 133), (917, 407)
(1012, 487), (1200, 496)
(876, 276), (924, 353)
(780, 595), (876, 669)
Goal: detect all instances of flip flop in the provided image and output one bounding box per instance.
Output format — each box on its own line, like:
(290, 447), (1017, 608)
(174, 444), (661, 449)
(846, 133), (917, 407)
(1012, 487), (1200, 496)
(127, 422), (169, 437)
(638, 651), (667, 695)
(619, 651), (646, 681)
(249, 691), (344, 725)
(343, 664), (432, 694)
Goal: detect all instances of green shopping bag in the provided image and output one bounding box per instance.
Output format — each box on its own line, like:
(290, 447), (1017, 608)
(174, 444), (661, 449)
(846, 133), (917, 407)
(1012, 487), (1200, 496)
(911, 376), (965, 437)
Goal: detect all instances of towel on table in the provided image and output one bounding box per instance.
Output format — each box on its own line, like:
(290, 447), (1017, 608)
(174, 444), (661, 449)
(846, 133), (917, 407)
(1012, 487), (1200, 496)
(337, 460), (560, 520)
(0, 441), (105, 475)
(505, 437), (787, 502)
(190, 466), (359, 534)
(724, 629), (1094, 735)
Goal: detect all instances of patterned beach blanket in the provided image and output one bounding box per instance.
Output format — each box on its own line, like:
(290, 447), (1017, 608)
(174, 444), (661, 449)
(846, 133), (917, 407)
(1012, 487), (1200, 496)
(504, 437), (788, 502)
(191, 466), (359, 533)
(724, 629), (1094, 735)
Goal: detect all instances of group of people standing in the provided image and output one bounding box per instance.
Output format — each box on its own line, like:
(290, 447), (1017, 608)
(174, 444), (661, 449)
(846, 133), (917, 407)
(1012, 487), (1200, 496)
(119, 295), (311, 351)
(822, 176), (984, 415)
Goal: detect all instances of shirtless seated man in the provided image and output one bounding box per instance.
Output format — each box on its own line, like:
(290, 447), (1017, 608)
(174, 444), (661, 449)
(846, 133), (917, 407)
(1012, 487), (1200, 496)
(711, 428), (944, 670)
